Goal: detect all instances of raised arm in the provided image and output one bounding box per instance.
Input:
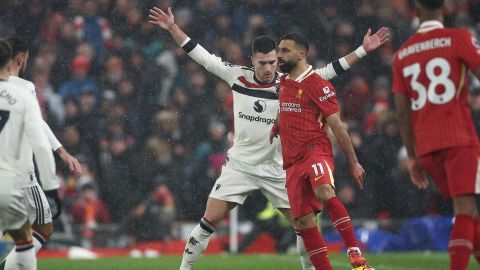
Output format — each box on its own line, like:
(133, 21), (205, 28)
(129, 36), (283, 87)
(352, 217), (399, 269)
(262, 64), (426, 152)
(326, 112), (365, 189)
(315, 27), (390, 80)
(149, 7), (241, 85)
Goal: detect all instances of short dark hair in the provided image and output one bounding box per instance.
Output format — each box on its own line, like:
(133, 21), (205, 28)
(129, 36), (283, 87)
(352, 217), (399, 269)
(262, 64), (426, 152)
(6, 36), (28, 57)
(417, 0), (444, 10)
(281, 33), (309, 52)
(0, 39), (12, 68)
(252, 36), (276, 55)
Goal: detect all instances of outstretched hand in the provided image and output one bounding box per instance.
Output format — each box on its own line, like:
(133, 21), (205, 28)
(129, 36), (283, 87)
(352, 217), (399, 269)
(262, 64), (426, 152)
(362, 27), (390, 53)
(148, 6), (175, 30)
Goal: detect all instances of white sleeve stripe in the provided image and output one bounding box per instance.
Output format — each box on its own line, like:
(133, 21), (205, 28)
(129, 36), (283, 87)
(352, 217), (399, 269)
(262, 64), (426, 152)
(316, 64), (338, 81)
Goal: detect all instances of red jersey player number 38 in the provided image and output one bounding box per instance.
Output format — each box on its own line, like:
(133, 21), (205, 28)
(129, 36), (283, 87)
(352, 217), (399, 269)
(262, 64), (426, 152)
(402, 56), (455, 110)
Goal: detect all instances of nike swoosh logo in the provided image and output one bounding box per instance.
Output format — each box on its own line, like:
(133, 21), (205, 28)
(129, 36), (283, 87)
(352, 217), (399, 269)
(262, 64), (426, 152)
(315, 175), (324, 181)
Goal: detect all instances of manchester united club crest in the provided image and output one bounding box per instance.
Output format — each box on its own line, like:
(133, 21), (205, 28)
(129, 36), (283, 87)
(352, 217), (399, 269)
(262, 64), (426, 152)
(296, 88), (303, 99)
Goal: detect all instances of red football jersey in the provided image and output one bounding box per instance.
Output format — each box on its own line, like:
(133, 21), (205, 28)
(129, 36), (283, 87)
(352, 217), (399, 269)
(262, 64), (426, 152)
(392, 21), (480, 157)
(279, 66), (339, 169)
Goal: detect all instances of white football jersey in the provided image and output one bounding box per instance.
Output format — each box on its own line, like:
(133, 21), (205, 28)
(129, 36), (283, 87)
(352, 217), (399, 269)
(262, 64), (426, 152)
(0, 79), (58, 191)
(8, 75), (62, 189)
(183, 39), (340, 166)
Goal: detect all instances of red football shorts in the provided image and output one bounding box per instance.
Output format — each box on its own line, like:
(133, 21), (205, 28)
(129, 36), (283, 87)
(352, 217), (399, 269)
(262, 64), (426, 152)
(286, 152), (335, 219)
(419, 146), (480, 199)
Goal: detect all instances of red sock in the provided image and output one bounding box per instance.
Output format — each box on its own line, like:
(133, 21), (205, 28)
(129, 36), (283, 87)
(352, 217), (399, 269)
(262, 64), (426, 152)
(298, 227), (332, 270)
(325, 197), (358, 248)
(449, 215), (474, 270)
(474, 218), (480, 263)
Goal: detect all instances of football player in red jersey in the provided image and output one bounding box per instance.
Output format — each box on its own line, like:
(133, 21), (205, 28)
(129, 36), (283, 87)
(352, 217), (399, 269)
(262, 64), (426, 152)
(272, 33), (370, 269)
(150, 6), (389, 270)
(392, 0), (480, 269)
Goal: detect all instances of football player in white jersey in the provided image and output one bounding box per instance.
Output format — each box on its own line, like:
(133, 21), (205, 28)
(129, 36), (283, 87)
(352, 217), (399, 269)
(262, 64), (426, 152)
(1, 37), (82, 270)
(0, 39), (57, 270)
(149, 7), (389, 270)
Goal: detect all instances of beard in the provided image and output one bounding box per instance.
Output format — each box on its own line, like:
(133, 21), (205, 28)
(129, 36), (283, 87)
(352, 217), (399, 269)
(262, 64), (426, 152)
(278, 60), (296, 73)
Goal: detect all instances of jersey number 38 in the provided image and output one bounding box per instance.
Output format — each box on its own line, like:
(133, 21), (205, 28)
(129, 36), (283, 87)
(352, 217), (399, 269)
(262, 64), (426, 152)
(402, 57), (456, 111)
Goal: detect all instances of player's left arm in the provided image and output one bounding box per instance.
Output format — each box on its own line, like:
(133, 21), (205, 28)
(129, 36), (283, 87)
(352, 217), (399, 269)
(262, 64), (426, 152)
(307, 81), (365, 187)
(456, 29), (480, 78)
(315, 27), (390, 80)
(39, 102), (82, 175)
(24, 95), (59, 191)
(326, 112), (365, 189)
(56, 146), (82, 175)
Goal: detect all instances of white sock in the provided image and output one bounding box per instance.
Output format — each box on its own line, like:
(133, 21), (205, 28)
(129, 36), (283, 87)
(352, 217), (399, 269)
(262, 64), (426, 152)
(180, 218), (215, 270)
(32, 230), (47, 253)
(347, 246), (362, 254)
(296, 235), (315, 270)
(10, 242), (36, 270)
(5, 231), (46, 270)
(3, 248), (16, 270)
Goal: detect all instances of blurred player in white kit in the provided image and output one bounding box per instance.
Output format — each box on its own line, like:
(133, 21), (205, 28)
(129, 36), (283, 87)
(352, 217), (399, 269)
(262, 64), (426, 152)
(0, 38), (57, 270)
(0, 36), (82, 270)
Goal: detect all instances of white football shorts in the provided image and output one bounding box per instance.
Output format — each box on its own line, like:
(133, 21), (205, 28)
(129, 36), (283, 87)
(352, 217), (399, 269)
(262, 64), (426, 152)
(209, 156), (290, 209)
(24, 183), (52, 225)
(0, 180), (28, 234)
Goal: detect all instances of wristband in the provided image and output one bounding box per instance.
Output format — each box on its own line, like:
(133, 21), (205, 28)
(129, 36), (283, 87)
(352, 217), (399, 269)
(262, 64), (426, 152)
(354, 45), (367, 58)
(180, 37), (191, 47)
(339, 57), (350, 70)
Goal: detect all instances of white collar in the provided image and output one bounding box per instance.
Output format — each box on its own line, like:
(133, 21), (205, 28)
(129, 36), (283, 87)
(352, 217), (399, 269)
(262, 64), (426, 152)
(417, 20), (444, 33)
(287, 65), (313, 82)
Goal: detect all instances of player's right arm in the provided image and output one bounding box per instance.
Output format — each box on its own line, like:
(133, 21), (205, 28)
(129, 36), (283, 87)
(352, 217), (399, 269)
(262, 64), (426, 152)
(149, 7), (240, 85)
(392, 54), (429, 189)
(23, 94), (59, 191)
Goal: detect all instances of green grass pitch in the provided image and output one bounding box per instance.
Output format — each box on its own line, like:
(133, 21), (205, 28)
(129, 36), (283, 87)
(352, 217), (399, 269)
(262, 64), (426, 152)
(38, 252), (476, 270)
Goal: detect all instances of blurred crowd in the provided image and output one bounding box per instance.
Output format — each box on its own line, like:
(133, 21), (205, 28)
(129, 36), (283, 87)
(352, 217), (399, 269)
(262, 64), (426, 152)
(1, 0), (479, 246)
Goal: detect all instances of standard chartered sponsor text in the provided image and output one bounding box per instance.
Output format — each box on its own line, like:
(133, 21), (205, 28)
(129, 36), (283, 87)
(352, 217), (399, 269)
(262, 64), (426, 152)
(238, 112), (276, 125)
(280, 102), (302, 112)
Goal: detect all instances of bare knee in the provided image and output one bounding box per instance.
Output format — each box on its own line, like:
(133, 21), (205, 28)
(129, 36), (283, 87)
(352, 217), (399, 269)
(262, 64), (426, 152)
(204, 198), (237, 227)
(32, 222), (53, 238)
(8, 221), (32, 243)
(294, 213), (317, 230)
(313, 184), (336, 203)
(278, 208), (297, 230)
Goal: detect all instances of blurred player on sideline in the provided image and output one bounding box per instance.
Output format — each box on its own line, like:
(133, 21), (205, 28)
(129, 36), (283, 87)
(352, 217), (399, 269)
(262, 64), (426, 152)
(0, 37), (82, 270)
(271, 33), (372, 269)
(392, 0), (480, 269)
(0, 38), (57, 270)
(149, 6), (388, 270)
